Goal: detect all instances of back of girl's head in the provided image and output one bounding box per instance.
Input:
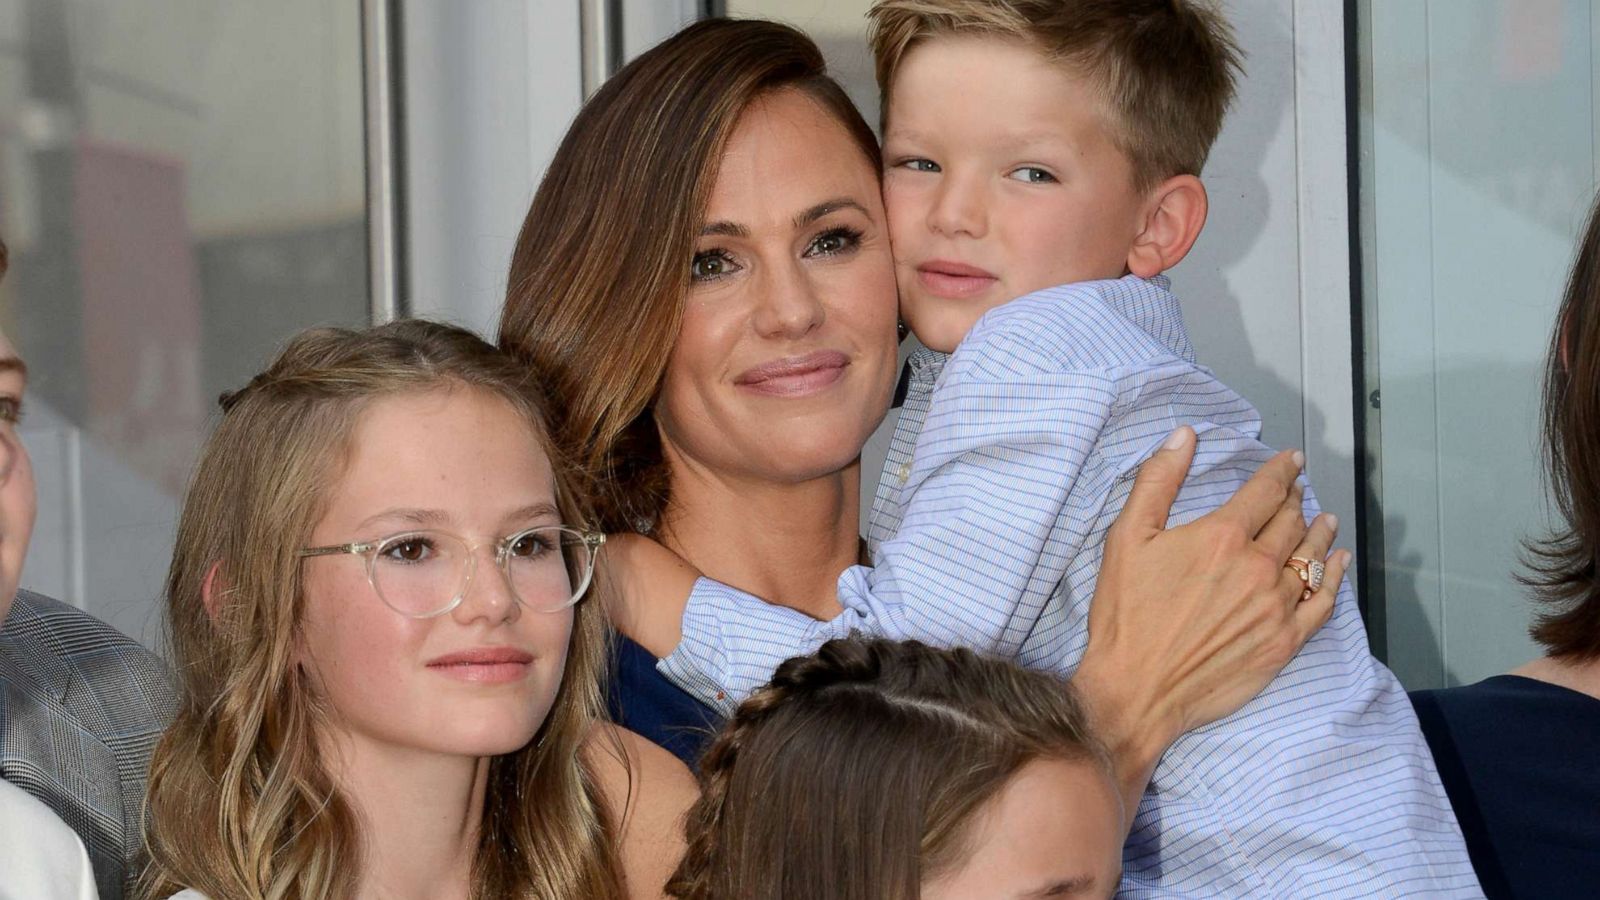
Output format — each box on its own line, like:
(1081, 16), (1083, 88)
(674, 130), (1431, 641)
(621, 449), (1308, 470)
(142, 319), (619, 899)
(667, 638), (1111, 900)
(1525, 193), (1600, 661)
(498, 17), (879, 535)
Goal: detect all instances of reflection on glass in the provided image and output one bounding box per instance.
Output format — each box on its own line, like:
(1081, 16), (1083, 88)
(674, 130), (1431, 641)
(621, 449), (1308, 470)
(1358, 0), (1596, 688)
(0, 0), (369, 645)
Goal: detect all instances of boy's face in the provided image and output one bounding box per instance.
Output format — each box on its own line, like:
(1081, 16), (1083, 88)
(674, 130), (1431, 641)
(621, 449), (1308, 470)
(882, 36), (1151, 353)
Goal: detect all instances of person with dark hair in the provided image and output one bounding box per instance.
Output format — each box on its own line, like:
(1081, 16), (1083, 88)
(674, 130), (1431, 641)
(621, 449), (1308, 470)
(667, 637), (1124, 900)
(1410, 192), (1600, 899)
(0, 236), (177, 900)
(501, 14), (1360, 890)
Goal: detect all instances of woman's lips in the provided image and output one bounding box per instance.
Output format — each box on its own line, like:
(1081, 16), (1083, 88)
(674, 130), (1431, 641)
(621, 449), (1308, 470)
(916, 260), (999, 299)
(426, 647), (534, 684)
(734, 350), (850, 397)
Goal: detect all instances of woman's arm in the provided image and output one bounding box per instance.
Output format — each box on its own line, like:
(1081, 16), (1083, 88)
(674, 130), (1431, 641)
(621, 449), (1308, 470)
(1071, 427), (1345, 821)
(585, 725), (700, 899)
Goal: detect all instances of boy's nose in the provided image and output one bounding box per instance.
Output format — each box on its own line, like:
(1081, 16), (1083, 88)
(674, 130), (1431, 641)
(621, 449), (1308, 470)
(927, 175), (988, 239)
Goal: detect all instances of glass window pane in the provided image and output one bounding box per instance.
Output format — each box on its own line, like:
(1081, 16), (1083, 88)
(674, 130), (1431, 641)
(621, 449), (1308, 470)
(0, 0), (370, 646)
(1357, 0), (1595, 687)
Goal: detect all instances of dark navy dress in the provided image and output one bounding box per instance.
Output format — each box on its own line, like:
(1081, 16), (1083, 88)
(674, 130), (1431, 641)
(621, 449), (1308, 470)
(1410, 674), (1600, 899)
(608, 633), (724, 769)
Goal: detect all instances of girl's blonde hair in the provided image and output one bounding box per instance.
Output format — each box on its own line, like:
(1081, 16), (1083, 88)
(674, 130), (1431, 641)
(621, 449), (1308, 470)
(667, 638), (1112, 900)
(140, 319), (623, 899)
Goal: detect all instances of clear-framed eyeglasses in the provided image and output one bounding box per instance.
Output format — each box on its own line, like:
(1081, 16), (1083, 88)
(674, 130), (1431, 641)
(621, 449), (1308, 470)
(298, 526), (605, 618)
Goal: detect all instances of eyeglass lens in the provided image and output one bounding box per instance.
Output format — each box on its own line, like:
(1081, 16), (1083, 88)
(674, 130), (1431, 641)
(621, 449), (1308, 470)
(369, 528), (592, 617)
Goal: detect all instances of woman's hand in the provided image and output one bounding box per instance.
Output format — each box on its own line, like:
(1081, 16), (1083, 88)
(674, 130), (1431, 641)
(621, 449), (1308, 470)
(1071, 426), (1348, 821)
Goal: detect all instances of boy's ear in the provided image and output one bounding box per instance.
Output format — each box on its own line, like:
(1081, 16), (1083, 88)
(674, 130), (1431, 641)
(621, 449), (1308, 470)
(201, 561), (227, 622)
(1126, 174), (1208, 279)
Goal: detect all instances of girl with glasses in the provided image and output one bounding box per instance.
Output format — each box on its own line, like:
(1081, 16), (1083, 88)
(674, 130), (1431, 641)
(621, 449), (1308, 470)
(139, 320), (695, 899)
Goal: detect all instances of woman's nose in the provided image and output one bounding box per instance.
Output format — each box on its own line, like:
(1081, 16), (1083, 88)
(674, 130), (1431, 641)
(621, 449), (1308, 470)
(752, 261), (826, 339)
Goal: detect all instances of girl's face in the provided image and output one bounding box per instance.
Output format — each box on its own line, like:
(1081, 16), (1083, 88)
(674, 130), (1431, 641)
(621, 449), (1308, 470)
(298, 387), (575, 759)
(922, 758), (1125, 900)
(654, 88), (900, 489)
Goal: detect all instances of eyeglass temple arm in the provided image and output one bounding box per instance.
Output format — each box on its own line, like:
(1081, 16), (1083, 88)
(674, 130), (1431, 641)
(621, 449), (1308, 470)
(297, 543), (373, 558)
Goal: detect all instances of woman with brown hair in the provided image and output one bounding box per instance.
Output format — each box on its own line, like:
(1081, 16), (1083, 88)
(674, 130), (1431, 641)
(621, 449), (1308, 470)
(1409, 192), (1600, 899)
(140, 320), (693, 899)
(666, 637), (1124, 900)
(499, 12), (1342, 815)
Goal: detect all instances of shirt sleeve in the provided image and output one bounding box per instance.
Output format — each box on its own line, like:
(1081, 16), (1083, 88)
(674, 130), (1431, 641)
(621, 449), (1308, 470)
(657, 356), (1124, 714)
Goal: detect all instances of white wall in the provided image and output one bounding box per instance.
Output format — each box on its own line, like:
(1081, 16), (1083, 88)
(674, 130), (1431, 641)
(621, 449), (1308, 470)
(402, 0), (583, 337)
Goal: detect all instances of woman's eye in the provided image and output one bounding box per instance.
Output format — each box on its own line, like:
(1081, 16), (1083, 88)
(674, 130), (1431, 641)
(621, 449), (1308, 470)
(691, 250), (739, 281)
(1008, 166), (1057, 185)
(381, 537), (435, 563)
(0, 398), (20, 425)
(900, 158), (940, 173)
(805, 227), (861, 258)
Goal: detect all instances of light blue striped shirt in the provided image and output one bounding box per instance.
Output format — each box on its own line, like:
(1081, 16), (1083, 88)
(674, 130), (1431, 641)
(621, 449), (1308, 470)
(659, 275), (1480, 897)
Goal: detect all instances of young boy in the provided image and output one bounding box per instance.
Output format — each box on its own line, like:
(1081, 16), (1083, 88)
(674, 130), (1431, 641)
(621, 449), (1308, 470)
(643, 2), (1480, 894)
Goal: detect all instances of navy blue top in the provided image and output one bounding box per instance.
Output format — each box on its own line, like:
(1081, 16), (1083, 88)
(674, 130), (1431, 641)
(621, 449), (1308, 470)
(1410, 674), (1600, 899)
(608, 633), (723, 769)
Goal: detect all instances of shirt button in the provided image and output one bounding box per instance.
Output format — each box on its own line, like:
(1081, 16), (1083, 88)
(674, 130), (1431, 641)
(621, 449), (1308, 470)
(897, 461), (912, 484)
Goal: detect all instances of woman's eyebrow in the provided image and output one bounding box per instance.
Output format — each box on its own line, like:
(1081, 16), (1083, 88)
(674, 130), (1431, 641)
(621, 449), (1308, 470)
(793, 198), (867, 227)
(701, 220), (749, 237)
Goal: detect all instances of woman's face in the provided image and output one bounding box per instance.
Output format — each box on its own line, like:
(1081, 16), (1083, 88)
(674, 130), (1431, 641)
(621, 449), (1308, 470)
(922, 758), (1125, 900)
(298, 387), (575, 759)
(655, 88), (900, 488)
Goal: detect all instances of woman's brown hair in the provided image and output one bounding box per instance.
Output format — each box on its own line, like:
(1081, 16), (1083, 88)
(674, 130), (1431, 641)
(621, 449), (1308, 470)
(498, 18), (880, 534)
(666, 638), (1111, 900)
(1523, 194), (1600, 660)
(140, 320), (623, 899)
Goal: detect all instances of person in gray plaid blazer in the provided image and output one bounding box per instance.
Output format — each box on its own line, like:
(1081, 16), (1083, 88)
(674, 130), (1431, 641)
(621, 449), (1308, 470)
(0, 238), (177, 900)
(1, 589), (176, 900)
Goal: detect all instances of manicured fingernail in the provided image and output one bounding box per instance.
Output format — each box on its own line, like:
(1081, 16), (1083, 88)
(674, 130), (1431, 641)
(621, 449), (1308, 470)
(1324, 513), (1338, 531)
(1163, 426), (1191, 450)
(1292, 450), (1306, 468)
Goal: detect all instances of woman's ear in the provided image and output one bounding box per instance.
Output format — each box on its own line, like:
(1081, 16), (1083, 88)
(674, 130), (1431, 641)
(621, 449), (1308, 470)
(1126, 174), (1209, 279)
(201, 561), (226, 621)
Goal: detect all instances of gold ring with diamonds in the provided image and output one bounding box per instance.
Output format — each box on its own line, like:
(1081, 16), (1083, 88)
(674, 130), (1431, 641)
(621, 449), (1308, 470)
(1285, 556), (1326, 601)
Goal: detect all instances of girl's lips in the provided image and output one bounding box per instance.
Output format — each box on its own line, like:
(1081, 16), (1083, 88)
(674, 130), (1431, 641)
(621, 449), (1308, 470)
(427, 647), (534, 684)
(916, 261), (999, 299)
(734, 350), (850, 397)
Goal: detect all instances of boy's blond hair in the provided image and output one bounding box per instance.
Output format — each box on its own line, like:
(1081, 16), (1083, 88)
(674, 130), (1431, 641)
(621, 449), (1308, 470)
(870, 0), (1242, 191)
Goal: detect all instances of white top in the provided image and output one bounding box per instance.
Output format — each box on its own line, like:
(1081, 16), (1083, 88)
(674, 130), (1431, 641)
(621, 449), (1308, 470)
(0, 778), (99, 900)
(165, 892), (208, 900)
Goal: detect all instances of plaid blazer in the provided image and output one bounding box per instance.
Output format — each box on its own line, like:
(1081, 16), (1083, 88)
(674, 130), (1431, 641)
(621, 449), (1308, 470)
(0, 589), (176, 900)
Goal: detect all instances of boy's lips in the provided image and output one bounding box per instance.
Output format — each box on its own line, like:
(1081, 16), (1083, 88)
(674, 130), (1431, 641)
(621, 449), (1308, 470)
(916, 260), (999, 299)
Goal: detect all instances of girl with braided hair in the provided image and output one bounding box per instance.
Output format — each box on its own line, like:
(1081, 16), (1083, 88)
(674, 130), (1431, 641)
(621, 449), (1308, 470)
(667, 637), (1122, 900)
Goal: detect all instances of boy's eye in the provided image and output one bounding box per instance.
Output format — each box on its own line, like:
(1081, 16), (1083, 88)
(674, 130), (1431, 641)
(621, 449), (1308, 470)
(1008, 166), (1057, 185)
(804, 227), (862, 258)
(691, 250), (740, 281)
(899, 158), (941, 173)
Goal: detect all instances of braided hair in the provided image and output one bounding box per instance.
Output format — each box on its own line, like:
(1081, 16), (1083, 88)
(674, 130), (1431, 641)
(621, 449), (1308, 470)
(667, 638), (1111, 900)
